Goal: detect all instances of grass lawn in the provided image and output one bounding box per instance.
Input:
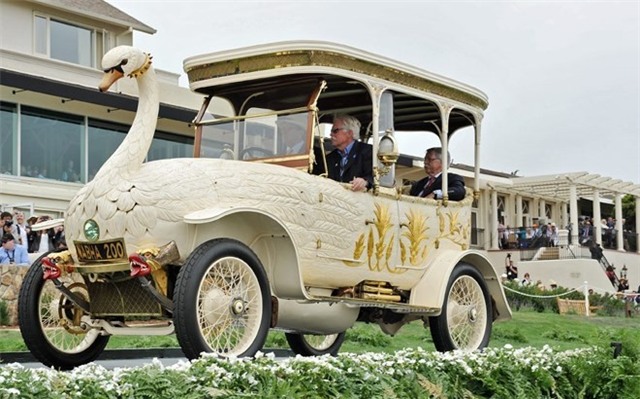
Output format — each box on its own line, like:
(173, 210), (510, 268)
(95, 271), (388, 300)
(1, 310), (638, 355)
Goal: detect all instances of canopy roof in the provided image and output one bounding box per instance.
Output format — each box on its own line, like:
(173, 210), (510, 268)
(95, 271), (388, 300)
(184, 41), (488, 110)
(497, 172), (640, 201)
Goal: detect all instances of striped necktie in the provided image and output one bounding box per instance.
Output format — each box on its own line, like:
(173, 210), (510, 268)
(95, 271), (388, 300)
(420, 176), (436, 197)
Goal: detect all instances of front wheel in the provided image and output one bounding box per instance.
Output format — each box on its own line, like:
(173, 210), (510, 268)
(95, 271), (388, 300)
(429, 263), (492, 352)
(285, 332), (346, 356)
(174, 239), (272, 359)
(18, 251), (109, 370)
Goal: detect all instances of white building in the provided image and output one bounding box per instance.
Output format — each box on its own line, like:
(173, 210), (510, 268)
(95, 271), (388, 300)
(1, 0), (638, 292)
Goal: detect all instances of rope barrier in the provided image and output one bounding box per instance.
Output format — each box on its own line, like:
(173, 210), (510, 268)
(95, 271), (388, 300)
(502, 284), (583, 299)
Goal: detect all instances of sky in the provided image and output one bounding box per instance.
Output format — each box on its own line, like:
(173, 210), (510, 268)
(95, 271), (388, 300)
(108, 0), (640, 184)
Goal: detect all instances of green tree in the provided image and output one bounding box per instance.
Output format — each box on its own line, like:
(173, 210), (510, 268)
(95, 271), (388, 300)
(622, 194), (635, 231)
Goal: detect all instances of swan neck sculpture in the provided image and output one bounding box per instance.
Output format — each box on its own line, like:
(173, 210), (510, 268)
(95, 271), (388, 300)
(95, 46), (159, 179)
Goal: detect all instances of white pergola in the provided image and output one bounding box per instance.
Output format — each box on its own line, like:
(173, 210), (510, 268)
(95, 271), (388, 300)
(494, 171), (640, 252)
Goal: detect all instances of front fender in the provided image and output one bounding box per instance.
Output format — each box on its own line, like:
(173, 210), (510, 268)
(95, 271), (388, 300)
(410, 250), (511, 321)
(183, 206), (306, 300)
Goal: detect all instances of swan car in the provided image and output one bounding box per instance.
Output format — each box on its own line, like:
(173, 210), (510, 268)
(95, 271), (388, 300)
(18, 41), (510, 369)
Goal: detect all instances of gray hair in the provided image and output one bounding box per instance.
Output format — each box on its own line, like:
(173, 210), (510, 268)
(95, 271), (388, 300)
(426, 147), (452, 167)
(333, 114), (361, 140)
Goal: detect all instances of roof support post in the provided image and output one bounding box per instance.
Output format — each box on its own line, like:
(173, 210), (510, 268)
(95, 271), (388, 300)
(561, 202), (568, 231)
(438, 104), (451, 204)
(635, 196), (640, 254)
(593, 190), (602, 246)
(473, 119), (481, 197)
(569, 185), (579, 246)
(615, 194), (624, 252)
(539, 199), (546, 221)
(490, 189), (499, 250)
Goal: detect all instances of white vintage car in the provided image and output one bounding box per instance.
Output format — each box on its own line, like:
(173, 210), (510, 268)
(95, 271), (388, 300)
(18, 41), (510, 369)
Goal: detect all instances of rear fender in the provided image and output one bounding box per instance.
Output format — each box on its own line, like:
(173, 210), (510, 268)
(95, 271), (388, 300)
(184, 207), (304, 299)
(409, 250), (511, 321)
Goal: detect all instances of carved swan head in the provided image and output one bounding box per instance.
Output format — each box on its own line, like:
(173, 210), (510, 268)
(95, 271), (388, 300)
(99, 46), (153, 92)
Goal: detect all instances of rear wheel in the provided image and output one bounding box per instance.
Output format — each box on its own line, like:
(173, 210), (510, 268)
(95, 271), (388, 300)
(429, 263), (492, 351)
(174, 239), (271, 359)
(18, 251), (109, 370)
(285, 332), (346, 356)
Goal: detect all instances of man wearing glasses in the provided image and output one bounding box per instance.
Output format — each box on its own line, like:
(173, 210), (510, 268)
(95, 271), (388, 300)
(315, 114), (372, 192)
(410, 147), (466, 201)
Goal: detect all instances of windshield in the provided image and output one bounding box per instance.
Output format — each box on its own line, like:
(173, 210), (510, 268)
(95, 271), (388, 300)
(197, 111), (312, 162)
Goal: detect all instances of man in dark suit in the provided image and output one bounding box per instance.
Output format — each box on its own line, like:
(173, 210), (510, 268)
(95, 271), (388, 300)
(409, 147), (466, 201)
(314, 115), (372, 191)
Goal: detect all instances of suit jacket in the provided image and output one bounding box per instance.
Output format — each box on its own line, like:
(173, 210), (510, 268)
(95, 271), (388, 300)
(410, 173), (466, 201)
(314, 141), (373, 189)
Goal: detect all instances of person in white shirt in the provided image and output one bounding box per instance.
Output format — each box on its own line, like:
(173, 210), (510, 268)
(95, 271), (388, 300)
(12, 211), (29, 249)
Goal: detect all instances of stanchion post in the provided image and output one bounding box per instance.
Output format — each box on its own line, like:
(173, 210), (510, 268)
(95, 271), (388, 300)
(584, 281), (590, 317)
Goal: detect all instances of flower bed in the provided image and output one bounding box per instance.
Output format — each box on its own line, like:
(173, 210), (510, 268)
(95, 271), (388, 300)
(1, 345), (638, 398)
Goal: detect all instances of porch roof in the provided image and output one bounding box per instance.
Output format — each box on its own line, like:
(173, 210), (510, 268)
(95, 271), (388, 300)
(495, 172), (640, 201)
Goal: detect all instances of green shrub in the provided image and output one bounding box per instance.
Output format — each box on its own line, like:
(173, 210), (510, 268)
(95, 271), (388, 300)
(0, 300), (9, 326)
(491, 326), (528, 343)
(347, 324), (392, 347)
(265, 331), (287, 347)
(542, 328), (587, 343)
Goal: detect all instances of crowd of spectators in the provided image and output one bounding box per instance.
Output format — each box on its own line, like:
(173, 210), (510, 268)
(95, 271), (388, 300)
(498, 220), (559, 250)
(577, 216), (626, 249)
(0, 210), (66, 264)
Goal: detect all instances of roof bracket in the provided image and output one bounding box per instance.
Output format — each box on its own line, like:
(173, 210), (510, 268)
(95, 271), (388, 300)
(12, 89), (26, 95)
(107, 107), (120, 113)
(61, 98), (75, 104)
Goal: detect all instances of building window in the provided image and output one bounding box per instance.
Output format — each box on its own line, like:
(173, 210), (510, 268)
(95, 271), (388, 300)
(87, 118), (127, 181)
(4, 104), (193, 184)
(34, 15), (95, 67)
(20, 106), (84, 182)
(0, 102), (18, 175)
(148, 132), (194, 161)
(545, 203), (553, 220)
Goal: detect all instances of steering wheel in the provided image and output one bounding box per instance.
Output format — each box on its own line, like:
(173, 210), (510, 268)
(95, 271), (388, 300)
(239, 147), (273, 160)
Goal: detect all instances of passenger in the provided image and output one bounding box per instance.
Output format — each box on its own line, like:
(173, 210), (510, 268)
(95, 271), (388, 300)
(277, 116), (307, 155)
(314, 114), (372, 192)
(0, 233), (30, 265)
(409, 147), (466, 201)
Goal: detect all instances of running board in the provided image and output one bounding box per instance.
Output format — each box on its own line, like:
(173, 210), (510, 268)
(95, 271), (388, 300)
(84, 317), (175, 336)
(308, 295), (439, 314)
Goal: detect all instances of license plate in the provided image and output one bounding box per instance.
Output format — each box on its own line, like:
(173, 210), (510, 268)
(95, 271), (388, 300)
(74, 239), (127, 263)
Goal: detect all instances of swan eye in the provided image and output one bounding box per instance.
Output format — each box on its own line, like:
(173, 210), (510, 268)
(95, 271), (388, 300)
(120, 59), (128, 66)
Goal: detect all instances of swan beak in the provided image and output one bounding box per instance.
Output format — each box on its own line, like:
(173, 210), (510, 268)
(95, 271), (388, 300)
(99, 69), (124, 92)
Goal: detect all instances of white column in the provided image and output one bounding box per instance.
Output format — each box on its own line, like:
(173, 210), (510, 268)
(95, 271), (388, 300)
(491, 190), (499, 250)
(507, 193), (516, 228)
(615, 194), (624, 251)
(516, 194), (523, 228)
(539, 199), (546, 221)
(532, 198), (539, 221)
(635, 196), (640, 254)
(473, 122), (481, 196)
(562, 202), (568, 229)
(593, 189), (602, 246)
(570, 185), (579, 246)
(482, 189), (491, 250)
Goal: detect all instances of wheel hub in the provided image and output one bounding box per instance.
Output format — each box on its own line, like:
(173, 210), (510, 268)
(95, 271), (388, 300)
(231, 298), (245, 315)
(468, 307), (478, 323)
